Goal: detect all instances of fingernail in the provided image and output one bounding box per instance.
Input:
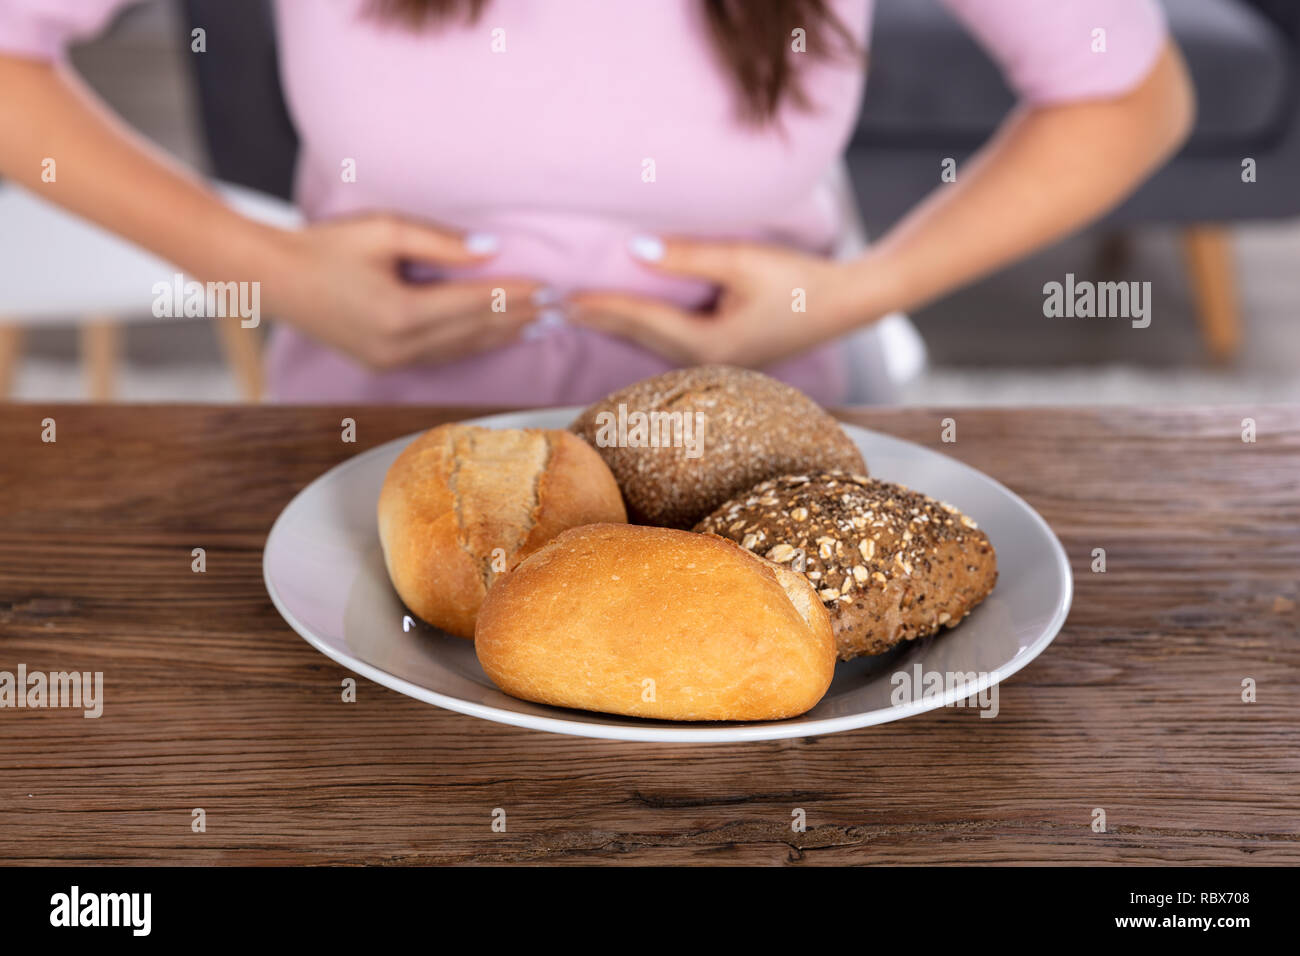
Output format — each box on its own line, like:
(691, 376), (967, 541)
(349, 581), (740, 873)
(464, 232), (500, 255)
(531, 286), (561, 307)
(523, 307), (566, 341)
(628, 235), (664, 262)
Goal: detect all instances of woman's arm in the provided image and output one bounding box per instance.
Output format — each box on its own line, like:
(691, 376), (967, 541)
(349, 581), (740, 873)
(0, 56), (542, 369)
(569, 41), (1195, 367)
(860, 40), (1195, 319)
(0, 56), (283, 288)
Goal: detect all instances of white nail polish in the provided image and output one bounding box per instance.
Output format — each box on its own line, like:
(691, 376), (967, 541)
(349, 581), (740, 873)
(464, 232), (500, 255)
(628, 235), (665, 262)
(523, 308), (566, 342)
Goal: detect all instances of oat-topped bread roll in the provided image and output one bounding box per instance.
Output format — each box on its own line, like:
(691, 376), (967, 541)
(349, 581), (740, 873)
(695, 472), (997, 660)
(378, 424), (626, 638)
(570, 365), (865, 529)
(475, 524), (836, 721)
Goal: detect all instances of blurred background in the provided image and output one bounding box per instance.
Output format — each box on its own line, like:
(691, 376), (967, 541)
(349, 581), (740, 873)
(1, 0), (1297, 405)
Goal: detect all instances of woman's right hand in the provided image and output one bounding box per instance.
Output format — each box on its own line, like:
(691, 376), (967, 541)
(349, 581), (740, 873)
(263, 213), (545, 371)
(0, 60), (544, 374)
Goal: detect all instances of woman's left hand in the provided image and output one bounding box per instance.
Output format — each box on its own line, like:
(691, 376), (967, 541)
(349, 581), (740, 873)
(567, 237), (888, 367)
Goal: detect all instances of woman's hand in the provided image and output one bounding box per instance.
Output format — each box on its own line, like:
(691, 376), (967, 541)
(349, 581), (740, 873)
(571, 43), (1193, 371)
(567, 237), (890, 367)
(263, 214), (546, 371)
(0, 60), (544, 373)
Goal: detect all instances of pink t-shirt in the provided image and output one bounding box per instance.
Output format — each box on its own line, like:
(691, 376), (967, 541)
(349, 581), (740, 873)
(0, 0), (1167, 405)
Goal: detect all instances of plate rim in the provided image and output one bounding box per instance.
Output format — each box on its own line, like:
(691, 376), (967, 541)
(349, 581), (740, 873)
(263, 409), (1073, 743)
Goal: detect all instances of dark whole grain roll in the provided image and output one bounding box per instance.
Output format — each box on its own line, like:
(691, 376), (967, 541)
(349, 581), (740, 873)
(694, 472), (997, 660)
(570, 366), (866, 528)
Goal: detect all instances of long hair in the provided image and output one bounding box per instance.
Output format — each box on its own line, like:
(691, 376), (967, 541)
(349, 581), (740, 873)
(367, 0), (859, 123)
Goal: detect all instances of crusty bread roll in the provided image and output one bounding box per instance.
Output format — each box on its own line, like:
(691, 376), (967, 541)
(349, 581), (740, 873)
(475, 524), (837, 721)
(695, 472), (997, 659)
(378, 424), (626, 638)
(570, 365), (866, 529)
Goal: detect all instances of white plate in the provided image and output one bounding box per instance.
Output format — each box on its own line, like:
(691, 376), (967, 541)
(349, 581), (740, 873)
(263, 408), (1072, 742)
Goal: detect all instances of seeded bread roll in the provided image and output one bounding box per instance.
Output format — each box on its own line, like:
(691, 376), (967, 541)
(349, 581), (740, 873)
(570, 365), (866, 529)
(474, 523), (837, 721)
(377, 424), (626, 638)
(695, 472), (997, 660)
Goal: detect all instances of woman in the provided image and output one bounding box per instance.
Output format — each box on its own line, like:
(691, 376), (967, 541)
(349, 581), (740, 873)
(0, 0), (1193, 405)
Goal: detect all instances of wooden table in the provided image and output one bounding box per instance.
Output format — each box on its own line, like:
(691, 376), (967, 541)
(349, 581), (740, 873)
(0, 404), (1296, 865)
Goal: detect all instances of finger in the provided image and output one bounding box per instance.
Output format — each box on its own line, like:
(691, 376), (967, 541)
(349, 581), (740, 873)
(362, 214), (503, 266)
(567, 291), (696, 325)
(568, 293), (707, 364)
(627, 234), (750, 282)
(410, 308), (538, 366)
(401, 279), (543, 330)
(402, 292), (540, 354)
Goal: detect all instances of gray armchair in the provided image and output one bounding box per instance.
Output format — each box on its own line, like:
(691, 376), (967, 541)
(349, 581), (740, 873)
(847, 0), (1300, 360)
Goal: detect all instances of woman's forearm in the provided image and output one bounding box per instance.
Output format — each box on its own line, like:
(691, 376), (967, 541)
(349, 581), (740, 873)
(0, 54), (550, 371)
(854, 41), (1195, 318)
(0, 55), (290, 286)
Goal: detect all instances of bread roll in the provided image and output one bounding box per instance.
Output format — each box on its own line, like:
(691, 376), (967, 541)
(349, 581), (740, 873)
(570, 365), (866, 529)
(474, 524), (836, 721)
(695, 472), (997, 659)
(378, 424), (626, 638)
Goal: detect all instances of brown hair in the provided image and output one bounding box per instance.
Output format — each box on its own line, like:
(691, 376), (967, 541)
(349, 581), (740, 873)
(367, 0), (858, 123)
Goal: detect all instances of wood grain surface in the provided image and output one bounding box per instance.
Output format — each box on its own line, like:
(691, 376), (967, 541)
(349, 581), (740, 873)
(0, 403), (1296, 865)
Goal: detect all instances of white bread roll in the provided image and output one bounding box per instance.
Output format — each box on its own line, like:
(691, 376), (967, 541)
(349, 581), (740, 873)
(378, 424), (626, 638)
(474, 524), (837, 721)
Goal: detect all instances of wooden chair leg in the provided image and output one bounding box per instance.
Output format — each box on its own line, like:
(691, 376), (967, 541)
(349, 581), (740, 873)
(214, 319), (263, 402)
(0, 324), (22, 397)
(1181, 226), (1242, 362)
(80, 318), (120, 401)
